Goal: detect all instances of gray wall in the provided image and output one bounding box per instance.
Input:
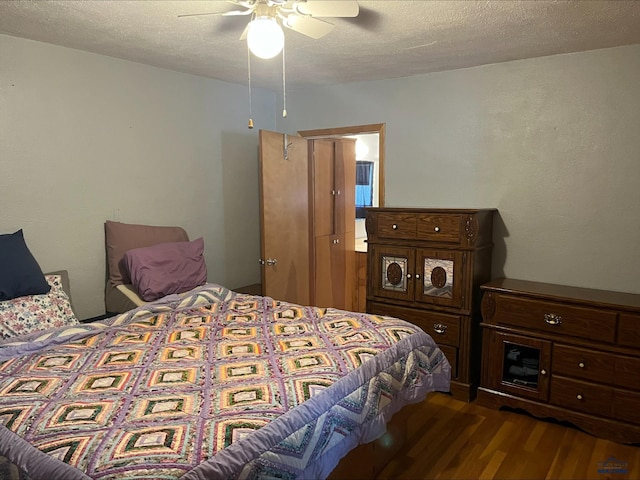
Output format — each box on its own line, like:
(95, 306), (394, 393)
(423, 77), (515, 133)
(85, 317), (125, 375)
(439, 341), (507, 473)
(1, 34), (275, 319)
(2, 34), (638, 320)
(278, 45), (640, 294)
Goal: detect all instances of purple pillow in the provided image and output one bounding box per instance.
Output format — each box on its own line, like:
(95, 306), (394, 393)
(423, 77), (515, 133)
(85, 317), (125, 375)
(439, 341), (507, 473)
(122, 238), (207, 302)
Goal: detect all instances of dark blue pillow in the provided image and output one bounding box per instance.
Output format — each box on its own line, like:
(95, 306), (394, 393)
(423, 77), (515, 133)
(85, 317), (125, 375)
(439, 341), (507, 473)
(0, 230), (50, 300)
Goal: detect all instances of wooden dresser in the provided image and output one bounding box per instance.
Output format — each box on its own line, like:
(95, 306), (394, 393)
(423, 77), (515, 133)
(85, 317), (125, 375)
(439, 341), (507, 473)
(365, 207), (496, 401)
(478, 278), (640, 443)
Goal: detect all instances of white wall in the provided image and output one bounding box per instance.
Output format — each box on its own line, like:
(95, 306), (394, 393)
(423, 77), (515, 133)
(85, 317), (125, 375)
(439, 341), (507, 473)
(0, 34), (276, 318)
(278, 45), (640, 294)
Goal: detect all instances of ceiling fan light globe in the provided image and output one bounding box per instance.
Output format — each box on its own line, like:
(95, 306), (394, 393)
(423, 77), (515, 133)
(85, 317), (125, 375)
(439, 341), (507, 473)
(247, 16), (284, 59)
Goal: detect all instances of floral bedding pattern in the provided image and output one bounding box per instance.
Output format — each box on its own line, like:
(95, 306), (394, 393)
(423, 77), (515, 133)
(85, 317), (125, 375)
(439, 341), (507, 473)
(0, 274), (78, 339)
(0, 284), (450, 479)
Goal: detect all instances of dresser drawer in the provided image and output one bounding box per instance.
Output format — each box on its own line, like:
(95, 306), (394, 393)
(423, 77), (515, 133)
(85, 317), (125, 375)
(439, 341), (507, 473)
(376, 213), (417, 240)
(618, 313), (640, 348)
(614, 355), (640, 390)
(552, 344), (614, 384)
(416, 214), (463, 244)
(554, 346), (640, 394)
(368, 302), (461, 347)
(438, 344), (458, 379)
(493, 295), (617, 343)
(613, 389), (640, 424)
(550, 376), (612, 417)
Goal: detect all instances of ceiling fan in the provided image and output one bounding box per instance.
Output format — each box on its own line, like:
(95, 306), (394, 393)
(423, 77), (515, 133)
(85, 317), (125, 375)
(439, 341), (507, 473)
(179, 0), (360, 58)
(180, 1), (359, 127)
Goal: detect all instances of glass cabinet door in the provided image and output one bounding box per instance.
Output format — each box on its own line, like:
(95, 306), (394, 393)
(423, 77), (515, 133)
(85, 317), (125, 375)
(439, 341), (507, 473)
(415, 249), (466, 309)
(486, 331), (551, 401)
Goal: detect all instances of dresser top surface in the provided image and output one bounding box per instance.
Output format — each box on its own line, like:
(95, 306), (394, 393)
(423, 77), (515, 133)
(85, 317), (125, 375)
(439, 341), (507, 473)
(482, 278), (640, 312)
(367, 207), (497, 214)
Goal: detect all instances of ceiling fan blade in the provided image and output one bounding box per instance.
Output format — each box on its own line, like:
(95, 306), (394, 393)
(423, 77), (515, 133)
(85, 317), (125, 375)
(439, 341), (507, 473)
(177, 0), (254, 18)
(177, 9), (250, 18)
(177, 12), (224, 18)
(283, 15), (335, 39)
(294, 1), (359, 18)
(221, 9), (254, 16)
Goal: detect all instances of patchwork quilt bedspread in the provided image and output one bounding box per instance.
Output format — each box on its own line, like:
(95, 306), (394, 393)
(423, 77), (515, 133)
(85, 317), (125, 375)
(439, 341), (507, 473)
(0, 284), (450, 479)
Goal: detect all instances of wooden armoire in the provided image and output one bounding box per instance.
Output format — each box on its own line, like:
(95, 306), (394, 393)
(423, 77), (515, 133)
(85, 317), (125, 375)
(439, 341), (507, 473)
(365, 207), (496, 401)
(259, 129), (356, 310)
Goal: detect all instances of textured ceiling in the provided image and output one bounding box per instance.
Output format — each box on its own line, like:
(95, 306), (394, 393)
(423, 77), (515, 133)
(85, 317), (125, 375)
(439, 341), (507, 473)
(1, 1), (639, 91)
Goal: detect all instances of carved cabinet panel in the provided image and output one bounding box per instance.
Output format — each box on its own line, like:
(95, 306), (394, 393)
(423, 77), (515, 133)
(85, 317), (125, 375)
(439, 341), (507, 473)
(370, 246), (466, 309)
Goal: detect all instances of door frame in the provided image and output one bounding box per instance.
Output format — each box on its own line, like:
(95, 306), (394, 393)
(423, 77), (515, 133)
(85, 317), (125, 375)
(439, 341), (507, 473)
(297, 123), (385, 207)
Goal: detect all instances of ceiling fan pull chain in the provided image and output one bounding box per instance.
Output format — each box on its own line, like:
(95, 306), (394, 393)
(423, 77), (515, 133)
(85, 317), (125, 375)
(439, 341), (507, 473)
(247, 42), (254, 129)
(282, 42), (287, 118)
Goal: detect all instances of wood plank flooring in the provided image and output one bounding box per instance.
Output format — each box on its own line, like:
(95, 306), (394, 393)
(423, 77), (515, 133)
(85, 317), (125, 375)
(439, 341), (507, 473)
(376, 392), (639, 480)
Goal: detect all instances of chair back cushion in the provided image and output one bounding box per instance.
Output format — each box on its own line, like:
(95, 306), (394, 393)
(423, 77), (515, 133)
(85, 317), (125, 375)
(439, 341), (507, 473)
(105, 221), (189, 286)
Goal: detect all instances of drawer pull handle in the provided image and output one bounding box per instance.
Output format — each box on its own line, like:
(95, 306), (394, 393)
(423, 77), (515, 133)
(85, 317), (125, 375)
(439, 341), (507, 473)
(392, 224), (398, 230)
(540, 369), (547, 375)
(544, 313), (562, 325)
(433, 323), (447, 334)
(415, 274), (421, 280)
(406, 274), (412, 279)
(578, 362), (585, 368)
(577, 394), (583, 401)
(434, 226), (440, 232)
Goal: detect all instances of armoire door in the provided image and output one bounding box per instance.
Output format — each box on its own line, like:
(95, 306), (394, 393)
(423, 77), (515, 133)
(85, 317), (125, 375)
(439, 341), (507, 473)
(414, 249), (466, 309)
(333, 138), (356, 236)
(314, 233), (354, 309)
(369, 244), (416, 303)
(259, 130), (311, 304)
(311, 139), (335, 238)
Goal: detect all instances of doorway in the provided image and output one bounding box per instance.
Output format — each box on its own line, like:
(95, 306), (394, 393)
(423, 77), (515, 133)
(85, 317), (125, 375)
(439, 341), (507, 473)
(298, 124), (385, 312)
(298, 123), (386, 252)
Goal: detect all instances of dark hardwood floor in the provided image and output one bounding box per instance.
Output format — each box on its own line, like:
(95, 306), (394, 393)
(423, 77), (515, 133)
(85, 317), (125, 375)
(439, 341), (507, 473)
(375, 392), (639, 480)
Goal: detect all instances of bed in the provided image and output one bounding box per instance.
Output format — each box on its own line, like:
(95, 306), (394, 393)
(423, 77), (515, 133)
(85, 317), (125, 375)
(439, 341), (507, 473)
(0, 282), (450, 479)
(0, 228), (450, 479)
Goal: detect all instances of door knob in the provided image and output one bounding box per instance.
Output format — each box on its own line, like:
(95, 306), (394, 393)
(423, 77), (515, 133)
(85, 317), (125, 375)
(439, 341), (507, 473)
(266, 258), (278, 266)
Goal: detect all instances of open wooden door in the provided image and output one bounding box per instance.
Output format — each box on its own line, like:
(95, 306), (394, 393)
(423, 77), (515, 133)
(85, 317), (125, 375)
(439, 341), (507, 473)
(259, 130), (311, 304)
(259, 130), (356, 310)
